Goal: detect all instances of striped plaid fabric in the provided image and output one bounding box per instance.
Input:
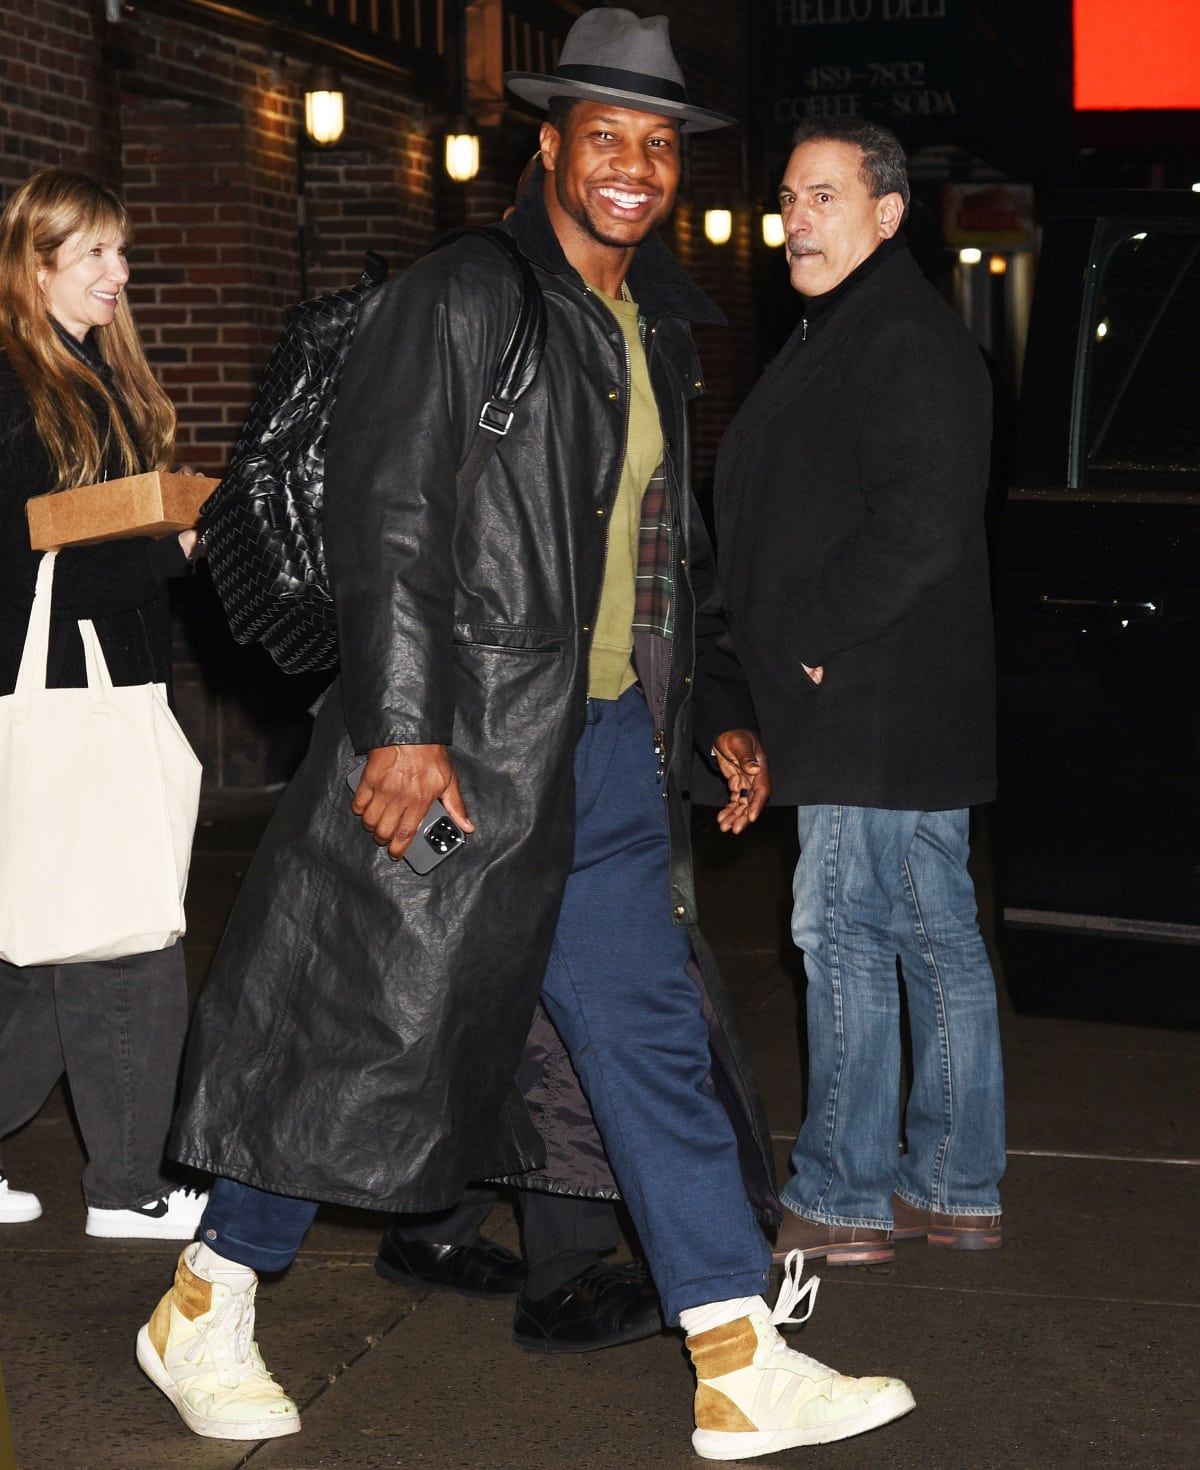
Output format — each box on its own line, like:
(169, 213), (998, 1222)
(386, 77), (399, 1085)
(633, 462), (673, 639)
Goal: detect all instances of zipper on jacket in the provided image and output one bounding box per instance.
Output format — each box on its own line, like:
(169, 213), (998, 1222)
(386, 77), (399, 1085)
(580, 285), (632, 672)
(802, 316), (808, 341)
(647, 323), (677, 787)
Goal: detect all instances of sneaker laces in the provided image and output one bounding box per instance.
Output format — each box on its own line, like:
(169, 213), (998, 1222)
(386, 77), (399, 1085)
(765, 1251), (843, 1385)
(770, 1249), (820, 1327)
(186, 1293), (264, 1394)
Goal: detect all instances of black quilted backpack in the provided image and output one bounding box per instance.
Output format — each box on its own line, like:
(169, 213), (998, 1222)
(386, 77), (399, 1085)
(199, 228), (546, 675)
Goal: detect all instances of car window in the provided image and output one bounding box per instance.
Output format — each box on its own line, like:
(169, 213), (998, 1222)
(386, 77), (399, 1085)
(1077, 224), (1200, 492)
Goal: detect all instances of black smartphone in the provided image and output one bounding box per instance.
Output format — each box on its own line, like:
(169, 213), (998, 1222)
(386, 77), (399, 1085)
(345, 759), (467, 874)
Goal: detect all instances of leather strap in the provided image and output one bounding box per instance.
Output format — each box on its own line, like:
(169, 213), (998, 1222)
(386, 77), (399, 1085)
(430, 228), (547, 530)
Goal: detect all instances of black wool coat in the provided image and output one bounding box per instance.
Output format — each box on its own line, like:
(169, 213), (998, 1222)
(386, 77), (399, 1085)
(169, 182), (778, 1221)
(714, 242), (996, 811)
(0, 339), (186, 696)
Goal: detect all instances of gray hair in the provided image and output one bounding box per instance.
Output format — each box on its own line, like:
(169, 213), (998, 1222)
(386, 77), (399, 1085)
(791, 118), (910, 216)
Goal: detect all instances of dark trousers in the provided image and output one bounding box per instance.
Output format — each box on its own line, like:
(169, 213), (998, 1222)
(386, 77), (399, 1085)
(199, 1176), (618, 1291)
(0, 942), (189, 1208)
(394, 1185), (621, 1298)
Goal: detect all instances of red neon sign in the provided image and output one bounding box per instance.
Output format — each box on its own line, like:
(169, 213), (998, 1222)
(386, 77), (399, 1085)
(1075, 0), (1200, 109)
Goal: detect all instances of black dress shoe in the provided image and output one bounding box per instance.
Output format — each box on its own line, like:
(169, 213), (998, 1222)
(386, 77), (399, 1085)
(374, 1226), (526, 1299)
(513, 1260), (663, 1354)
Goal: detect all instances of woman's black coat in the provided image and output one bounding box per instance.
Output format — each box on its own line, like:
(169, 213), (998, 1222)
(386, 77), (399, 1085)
(714, 244), (996, 811)
(169, 184), (779, 1221)
(0, 339), (185, 695)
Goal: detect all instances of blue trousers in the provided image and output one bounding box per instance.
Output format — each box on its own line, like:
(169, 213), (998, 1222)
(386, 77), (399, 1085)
(200, 689), (770, 1319)
(536, 690), (769, 1321)
(783, 805), (1006, 1227)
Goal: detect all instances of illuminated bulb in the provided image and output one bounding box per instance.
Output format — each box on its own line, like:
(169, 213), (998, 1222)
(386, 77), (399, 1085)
(704, 209), (732, 246)
(1095, 318), (1109, 341)
(444, 132), (481, 183)
(959, 247), (982, 265)
(761, 213), (785, 248)
(988, 254), (1007, 275)
(304, 89), (345, 147)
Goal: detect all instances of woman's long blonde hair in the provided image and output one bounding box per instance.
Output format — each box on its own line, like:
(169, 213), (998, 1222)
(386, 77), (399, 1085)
(0, 168), (175, 490)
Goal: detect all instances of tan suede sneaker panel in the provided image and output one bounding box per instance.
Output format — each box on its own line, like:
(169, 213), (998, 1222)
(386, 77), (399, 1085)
(146, 1290), (173, 1360)
(172, 1257), (214, 1322)
(694, 1383), (759, 1433)
(685, 1318), (757, 1378)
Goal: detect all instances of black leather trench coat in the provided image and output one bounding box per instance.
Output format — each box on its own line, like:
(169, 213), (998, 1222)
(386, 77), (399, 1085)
(170, 182), (779, 1222)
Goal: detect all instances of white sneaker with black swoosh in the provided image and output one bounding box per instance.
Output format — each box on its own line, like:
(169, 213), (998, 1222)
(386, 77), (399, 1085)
(86, 1186), (208, 1239)
(0, 1172), (42, 1223)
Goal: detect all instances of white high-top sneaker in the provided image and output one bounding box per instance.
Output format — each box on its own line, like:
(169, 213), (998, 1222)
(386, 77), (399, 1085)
(0, 1172), (41, 1223)
(136, 1241), (300, 1440)
(685, 1251), (915, 1460)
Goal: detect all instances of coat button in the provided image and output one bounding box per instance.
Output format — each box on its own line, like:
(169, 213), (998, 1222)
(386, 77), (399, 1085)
(692, 379), (702, 389)
(607, 389), (620, 401)
(673, 905), (686, 920)
(596, 507), (605, 517)
(683, 675), (692, 685)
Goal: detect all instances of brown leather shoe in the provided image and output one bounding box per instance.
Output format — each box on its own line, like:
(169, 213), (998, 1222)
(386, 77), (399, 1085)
(771, 1208), (894, 1266)
(891, 1194), (1002, 1250)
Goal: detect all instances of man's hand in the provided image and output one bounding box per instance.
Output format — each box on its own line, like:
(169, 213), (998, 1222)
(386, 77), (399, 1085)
(711, 729), (770, 834)
(351, 743), (475, 861)
(803, 663), (824, 685)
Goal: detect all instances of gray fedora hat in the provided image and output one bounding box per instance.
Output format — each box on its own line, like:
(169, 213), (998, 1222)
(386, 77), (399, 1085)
(504, 9), (734, 134)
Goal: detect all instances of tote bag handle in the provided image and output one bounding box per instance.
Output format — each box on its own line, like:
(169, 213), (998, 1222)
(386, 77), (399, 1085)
(13, 551), (58, 698)
(14, 552), (113, 714)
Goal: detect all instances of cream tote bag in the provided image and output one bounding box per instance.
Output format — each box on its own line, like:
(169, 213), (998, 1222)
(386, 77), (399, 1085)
(0, 552), (202, 966)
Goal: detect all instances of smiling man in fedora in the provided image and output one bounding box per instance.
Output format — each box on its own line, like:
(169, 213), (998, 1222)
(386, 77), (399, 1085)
(135, 10), (913, 1459)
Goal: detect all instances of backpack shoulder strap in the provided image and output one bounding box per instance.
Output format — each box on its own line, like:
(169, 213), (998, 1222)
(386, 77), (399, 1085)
(429, 226), (547, 517)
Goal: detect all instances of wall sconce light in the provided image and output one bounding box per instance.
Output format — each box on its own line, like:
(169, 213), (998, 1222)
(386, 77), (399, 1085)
(761, 212), (785, 248)
(958, 247), (982, 266)
(704, 209), (733, 246)
(304, 67), (345, 147)
(444, 118), (481, 182)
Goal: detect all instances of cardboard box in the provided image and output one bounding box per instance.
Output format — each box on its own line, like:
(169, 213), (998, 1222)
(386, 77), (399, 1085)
(26, 470), (219, 550)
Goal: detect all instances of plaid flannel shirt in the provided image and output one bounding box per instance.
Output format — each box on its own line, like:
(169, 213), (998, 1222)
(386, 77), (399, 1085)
(632, 461), (673, 641)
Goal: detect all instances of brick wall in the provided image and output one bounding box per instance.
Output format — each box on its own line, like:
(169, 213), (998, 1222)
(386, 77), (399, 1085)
(0, 2), (106, 191)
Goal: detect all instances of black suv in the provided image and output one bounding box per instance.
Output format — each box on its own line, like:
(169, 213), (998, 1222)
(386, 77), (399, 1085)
(994, 190), (1200, 1021)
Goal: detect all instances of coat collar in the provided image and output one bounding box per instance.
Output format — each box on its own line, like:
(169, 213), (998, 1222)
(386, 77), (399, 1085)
(50, 317), (112, 380)
(505, 163), (724, 326)
(720, 244), (922, 453)
(801, 232), (907, 325)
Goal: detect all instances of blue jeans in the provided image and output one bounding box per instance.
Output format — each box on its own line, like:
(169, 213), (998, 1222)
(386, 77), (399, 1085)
(782, 805), (1005, 1228)
(199, 1177), (319, 1273)
(537, 689), (770, 1323)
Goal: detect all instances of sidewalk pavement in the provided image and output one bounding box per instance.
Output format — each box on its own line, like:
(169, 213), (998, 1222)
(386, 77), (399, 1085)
(1, 800), (1197, 1469)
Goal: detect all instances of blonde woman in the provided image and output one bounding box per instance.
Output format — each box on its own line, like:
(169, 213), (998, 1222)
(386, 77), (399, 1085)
(0, 168), (206, 1238)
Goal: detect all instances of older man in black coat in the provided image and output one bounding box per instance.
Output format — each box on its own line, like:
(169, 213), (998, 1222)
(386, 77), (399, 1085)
(715, 118), (1006, 1269)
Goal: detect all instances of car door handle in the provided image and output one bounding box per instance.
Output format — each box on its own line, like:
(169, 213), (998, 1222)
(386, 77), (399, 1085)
(1035, 596), (1161, 623)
